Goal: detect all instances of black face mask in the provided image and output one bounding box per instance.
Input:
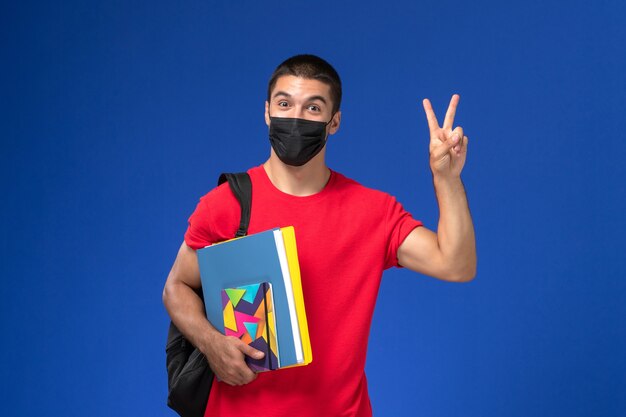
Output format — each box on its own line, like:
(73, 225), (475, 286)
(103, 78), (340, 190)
(268, 115), (333, 167)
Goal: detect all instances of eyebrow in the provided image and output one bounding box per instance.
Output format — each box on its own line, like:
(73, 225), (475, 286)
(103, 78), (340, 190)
(272, 91), (328, 105)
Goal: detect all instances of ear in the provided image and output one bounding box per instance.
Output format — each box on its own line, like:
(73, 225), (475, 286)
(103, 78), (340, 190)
(328, 111), (341, 135)
(264, 101), (270, 127)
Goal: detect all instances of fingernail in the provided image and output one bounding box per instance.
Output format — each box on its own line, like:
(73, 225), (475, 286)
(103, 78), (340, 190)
(453, 133), (460, 142)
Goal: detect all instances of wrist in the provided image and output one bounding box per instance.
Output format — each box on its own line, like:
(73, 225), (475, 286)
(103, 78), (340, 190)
(432, 174), (466, 202)
(197, 323), (222, 356)
(432, 172), (462, 187)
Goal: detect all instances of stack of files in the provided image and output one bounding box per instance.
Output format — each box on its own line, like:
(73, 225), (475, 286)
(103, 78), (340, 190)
(197, 226), (312, 371)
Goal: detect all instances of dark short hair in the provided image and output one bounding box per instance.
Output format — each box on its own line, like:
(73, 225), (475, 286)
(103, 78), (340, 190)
(267, 54), (342, 113)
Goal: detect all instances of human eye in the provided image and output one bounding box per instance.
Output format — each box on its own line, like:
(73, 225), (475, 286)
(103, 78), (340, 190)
(307, 104), (321, 112)
(277, 100), (289, 107)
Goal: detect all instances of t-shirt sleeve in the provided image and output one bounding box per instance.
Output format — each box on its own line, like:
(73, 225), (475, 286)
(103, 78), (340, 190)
(384, 197), (423, 269)
(184, 184), (241, 250)
(184, 195), (214, 250)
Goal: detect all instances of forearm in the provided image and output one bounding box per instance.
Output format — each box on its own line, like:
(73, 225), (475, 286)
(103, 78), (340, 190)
(162, 243), (221, 353)
(163, 280), (220, 352)
(433, 174), (476, 281)
(163, 243), (263, 385)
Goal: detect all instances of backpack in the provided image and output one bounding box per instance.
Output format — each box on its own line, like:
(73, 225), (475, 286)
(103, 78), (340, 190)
(166, 172), (252, 417)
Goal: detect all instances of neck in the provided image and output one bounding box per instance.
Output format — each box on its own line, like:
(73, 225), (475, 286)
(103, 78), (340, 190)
(263, 151), (331, 197)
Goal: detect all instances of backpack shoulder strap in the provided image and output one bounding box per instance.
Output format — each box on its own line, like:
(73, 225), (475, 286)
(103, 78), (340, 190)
(218, 172), (252, 238)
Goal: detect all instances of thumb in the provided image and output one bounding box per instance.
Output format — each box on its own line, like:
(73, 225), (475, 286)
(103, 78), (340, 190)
(238, 341), (265, 359)
(432, 132), (460, 160)
(446, 132), (461, 151)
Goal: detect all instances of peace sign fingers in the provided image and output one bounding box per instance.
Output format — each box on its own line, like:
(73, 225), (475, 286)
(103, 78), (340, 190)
(421, 94), (468, 179)
(443, 94), (460, 130)
(422, 94), (461, 135)
(422, 98), (441, 134)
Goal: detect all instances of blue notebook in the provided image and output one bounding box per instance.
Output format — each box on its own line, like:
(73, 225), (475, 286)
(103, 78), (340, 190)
(197, 228), (300, 367)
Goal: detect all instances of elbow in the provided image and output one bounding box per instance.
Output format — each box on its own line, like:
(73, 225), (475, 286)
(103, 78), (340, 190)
(162, 286), (168, 307)
(443, 258), (477, 283)
(453, 267), (476, 283)
(162, 279), (174, 311)
(455, 250), (477, 282)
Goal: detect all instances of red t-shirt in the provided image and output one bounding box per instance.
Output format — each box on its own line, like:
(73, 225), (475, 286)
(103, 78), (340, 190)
(185, 165), (422, 417)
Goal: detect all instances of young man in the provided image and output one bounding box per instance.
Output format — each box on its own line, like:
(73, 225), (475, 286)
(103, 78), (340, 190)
(163, 54), (476, 416)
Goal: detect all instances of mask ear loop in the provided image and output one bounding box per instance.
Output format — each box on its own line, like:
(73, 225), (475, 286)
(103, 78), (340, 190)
(322, 112), (338, 143)
(325, 111), (339, 137)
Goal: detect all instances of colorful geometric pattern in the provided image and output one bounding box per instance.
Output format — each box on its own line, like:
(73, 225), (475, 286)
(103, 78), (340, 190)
(222, 282), (279, 371)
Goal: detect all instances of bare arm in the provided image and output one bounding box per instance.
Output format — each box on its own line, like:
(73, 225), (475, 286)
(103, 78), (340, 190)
(397, 95), (476, 282)
(163, 241), (264, 385)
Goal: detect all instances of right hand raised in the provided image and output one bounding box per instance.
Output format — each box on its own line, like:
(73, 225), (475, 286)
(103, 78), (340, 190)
(203, 334), (265, 386)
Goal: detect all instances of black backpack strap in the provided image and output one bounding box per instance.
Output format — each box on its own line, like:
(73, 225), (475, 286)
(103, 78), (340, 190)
(218, 172), (252, 238)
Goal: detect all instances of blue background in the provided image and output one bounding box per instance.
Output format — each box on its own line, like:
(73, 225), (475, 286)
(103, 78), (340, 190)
(2, 1), (625, 416)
